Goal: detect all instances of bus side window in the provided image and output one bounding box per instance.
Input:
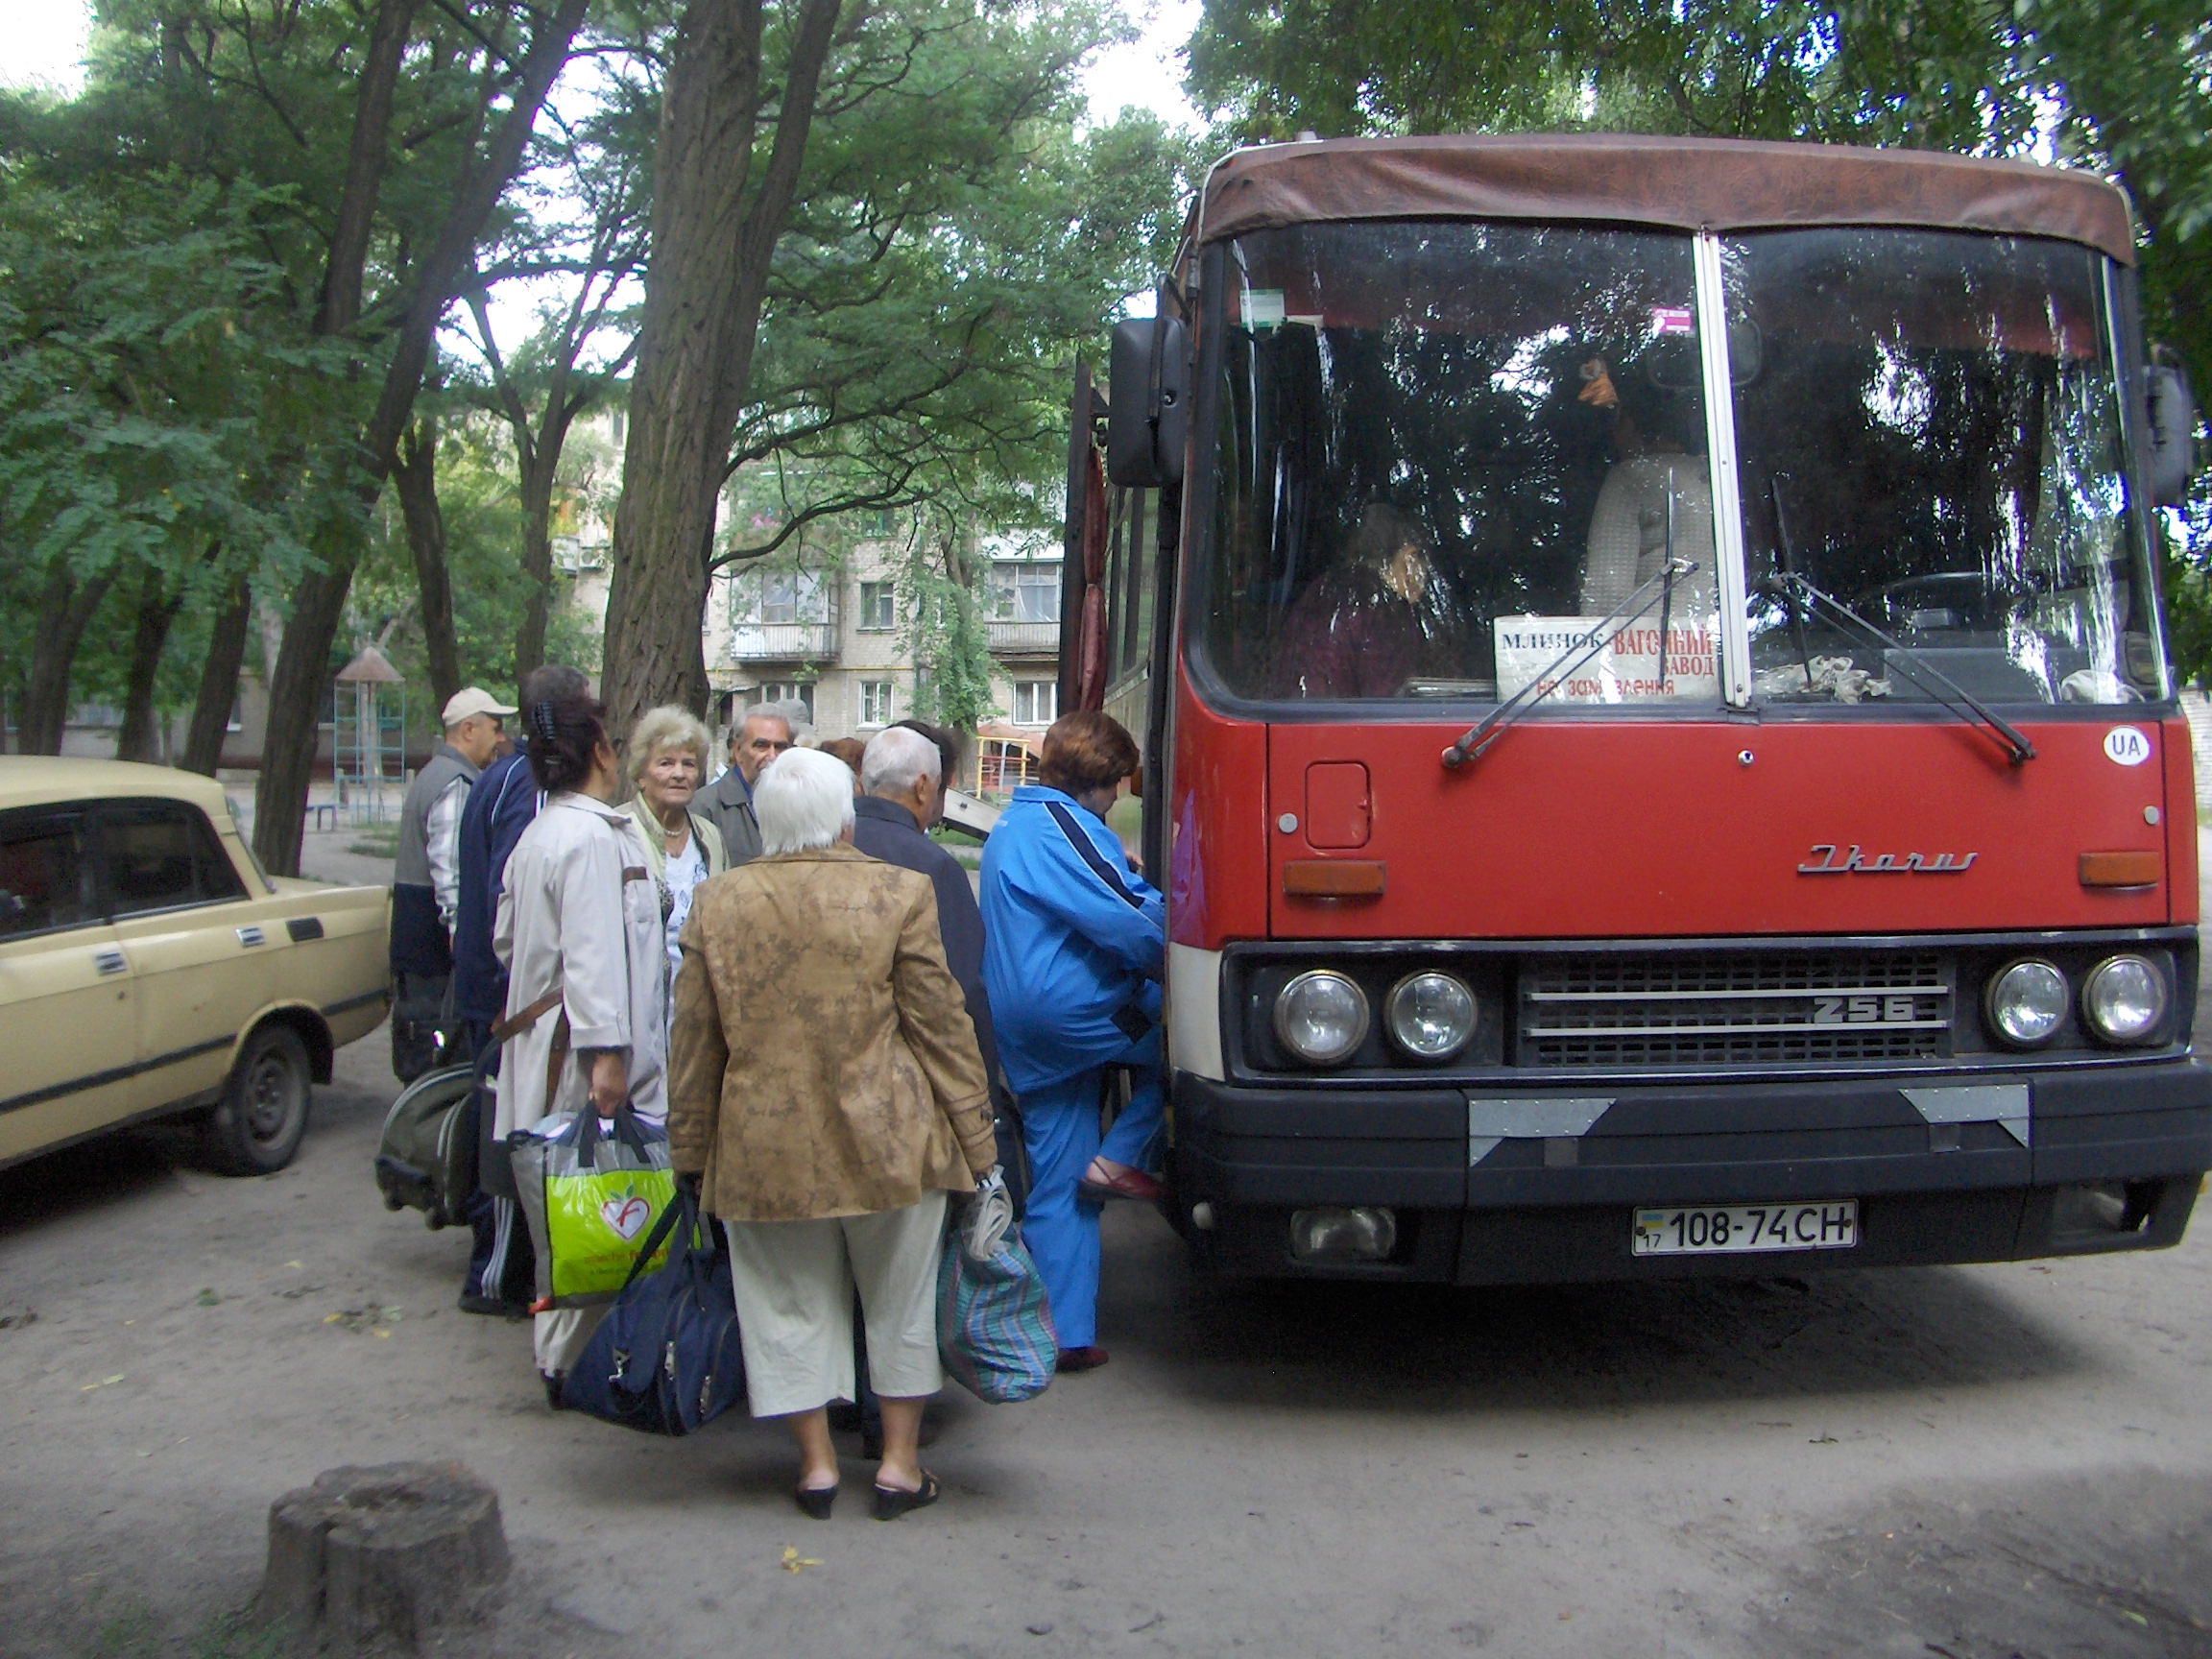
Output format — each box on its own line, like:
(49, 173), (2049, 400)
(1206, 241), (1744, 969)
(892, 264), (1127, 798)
(1124, 488), (1155, 676)
(1104, 487), (1130, 682)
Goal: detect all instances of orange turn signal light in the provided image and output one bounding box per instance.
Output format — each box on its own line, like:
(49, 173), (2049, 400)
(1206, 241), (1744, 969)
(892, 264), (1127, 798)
(2080, 851), (2161, 888)
(1284, 859), (1386, 898)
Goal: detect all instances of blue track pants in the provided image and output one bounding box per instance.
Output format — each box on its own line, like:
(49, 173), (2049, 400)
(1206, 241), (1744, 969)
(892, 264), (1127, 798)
(1018, 1034), (1162, 1352)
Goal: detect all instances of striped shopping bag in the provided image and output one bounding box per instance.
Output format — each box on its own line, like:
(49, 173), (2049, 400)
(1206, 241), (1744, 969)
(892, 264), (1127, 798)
(936, 1221), (1057, 1404)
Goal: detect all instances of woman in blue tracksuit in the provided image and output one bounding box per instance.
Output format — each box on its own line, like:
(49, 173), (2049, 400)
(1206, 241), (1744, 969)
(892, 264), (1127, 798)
(980, 711), (1163, 1371)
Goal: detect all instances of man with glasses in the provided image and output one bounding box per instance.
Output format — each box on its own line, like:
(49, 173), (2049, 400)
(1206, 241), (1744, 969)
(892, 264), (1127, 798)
(695, 707), (792, 867)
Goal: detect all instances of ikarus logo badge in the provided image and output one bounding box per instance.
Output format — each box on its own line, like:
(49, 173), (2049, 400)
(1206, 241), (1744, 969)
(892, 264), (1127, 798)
(2104, 726), (2152, 767)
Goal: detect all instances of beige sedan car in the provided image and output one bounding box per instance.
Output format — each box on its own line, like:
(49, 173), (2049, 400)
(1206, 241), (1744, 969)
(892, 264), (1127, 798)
(0, 759), (389, 1174)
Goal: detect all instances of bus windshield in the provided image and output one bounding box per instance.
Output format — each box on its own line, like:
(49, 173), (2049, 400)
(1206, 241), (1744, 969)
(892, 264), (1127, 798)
(1730, 227), (2162, 706)
(1194, 220), (2165, 709)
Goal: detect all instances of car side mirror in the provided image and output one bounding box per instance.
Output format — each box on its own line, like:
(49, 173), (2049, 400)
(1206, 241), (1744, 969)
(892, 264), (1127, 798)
(2146, 356), (2199, 508)
(1107, 313), (1190, 488)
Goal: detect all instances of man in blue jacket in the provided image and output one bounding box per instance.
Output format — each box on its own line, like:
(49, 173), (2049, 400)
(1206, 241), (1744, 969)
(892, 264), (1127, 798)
(980, 710), (1163, 1372)
(452, 662), (588, 1314)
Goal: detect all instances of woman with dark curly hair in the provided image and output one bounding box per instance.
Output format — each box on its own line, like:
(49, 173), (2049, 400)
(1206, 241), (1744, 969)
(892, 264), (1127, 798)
(493, 690), (667, 1393)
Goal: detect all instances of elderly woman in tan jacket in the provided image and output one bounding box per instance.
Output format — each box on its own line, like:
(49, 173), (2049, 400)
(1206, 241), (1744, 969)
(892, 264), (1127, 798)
(668, 746), (995, 1523)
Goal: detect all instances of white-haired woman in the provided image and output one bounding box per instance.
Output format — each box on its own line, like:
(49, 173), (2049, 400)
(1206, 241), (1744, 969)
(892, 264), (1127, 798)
(667, 747), (995, 1522)
(619, 705), (728, 996)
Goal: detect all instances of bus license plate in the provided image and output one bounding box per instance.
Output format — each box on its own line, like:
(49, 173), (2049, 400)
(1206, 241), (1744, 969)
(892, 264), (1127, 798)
(1632, 1201), (1858, 1256)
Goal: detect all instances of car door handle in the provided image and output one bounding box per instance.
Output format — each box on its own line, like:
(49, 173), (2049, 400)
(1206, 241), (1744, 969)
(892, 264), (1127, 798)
(94, 948), (128, 975)
(236, 926), (266, 948)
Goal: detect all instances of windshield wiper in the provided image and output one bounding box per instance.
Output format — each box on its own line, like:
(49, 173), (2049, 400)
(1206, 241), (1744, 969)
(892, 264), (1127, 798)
(1442, 558), (1699, 770)
(1766, 573), (2037, 765)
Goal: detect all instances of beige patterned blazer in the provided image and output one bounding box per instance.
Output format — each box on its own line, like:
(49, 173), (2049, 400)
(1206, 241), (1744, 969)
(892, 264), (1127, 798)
(666, 843), (995, 1222)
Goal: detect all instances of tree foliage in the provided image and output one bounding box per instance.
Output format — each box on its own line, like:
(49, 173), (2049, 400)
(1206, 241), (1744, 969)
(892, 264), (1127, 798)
(601, 0), (1200, 729)
(0, 162), (352, 750)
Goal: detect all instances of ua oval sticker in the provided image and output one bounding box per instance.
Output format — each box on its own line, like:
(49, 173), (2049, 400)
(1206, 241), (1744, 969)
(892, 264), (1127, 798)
(2104, 726), (2153, 766)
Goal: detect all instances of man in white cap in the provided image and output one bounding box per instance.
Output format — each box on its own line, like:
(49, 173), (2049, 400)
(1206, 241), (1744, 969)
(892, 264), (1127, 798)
(390, 686), (516, 1080)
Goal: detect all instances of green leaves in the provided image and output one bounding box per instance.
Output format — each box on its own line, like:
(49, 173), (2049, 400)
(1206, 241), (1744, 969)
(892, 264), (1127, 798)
(0, 167), (352, 599)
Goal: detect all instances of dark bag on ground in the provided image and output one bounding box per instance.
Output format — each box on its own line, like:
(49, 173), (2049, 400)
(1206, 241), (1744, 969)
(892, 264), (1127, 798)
(373, 1053), (483, 1229)
(561, 1185), (745, 1435)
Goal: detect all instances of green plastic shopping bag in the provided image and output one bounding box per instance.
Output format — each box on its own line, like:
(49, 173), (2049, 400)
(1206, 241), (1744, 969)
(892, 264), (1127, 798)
(509, 1105), (676, 1307)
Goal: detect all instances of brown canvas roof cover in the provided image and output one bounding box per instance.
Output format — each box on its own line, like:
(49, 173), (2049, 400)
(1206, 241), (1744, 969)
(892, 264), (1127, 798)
(1194, 134), (2136, 264)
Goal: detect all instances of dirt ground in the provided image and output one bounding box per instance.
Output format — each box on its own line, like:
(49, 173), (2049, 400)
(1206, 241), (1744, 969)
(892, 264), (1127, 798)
(1, 832), (2209, 1658)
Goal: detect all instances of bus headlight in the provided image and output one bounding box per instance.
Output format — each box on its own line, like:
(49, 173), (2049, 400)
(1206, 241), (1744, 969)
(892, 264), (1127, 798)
(1273, 970), (1369, 1066)
(1386, 972), (1477, 1060)
(1987, 959), (2067, 1047)
(2081, 954), (2168, 1044)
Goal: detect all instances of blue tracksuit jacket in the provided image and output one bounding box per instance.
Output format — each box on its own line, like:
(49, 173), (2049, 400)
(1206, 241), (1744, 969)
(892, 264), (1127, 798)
(979, 785), (1165, 1095)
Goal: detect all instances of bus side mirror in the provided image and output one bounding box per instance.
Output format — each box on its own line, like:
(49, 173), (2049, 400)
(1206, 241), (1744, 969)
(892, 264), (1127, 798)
(1107, 315), (1190, 488)
(2146, 358), (2198, 508)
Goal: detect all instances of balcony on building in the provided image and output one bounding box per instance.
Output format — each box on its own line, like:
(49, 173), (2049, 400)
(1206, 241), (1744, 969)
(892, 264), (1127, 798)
(986, 556), (1063, 659)
(984, 619), (1061, 657)
(729, 621), (840, 661)
(727, 565), (839, 663)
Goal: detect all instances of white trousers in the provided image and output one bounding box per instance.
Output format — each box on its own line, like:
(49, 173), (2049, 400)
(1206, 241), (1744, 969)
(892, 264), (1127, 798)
(535, 1305), (605, 1378)
(722, 1191), (949, 1418)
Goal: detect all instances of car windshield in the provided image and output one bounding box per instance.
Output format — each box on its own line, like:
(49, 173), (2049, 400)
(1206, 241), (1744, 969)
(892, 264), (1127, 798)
(1728, 228), (2163, 706)
(1198, 221), (1720, 706)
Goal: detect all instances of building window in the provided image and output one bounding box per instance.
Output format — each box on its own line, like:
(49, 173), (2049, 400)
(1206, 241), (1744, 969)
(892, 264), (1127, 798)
(733, 568), (829, 625)
(988, 561), (1063, 623)
(858, 581), (896, 631)
(760, 572), (800, 624)
(757, 683), (815, 719)
(859, 681), (894, 726)
(1012, 680), (1056, 726)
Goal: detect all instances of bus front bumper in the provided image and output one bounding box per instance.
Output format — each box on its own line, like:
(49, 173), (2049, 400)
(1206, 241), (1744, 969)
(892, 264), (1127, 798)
(1167, 1063), (2212, 1283)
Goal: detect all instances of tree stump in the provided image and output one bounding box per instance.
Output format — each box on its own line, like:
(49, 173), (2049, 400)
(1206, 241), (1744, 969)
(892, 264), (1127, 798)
(256, 1460), (509, 1653)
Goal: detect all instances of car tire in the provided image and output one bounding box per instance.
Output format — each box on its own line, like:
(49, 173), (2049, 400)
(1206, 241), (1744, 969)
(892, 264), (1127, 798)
(203, 1023), (313, 1175)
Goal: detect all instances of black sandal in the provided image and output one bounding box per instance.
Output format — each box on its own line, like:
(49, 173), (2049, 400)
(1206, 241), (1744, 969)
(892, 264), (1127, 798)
(872, 1472), (941, 1521)
(794, 1482), (837, 1520)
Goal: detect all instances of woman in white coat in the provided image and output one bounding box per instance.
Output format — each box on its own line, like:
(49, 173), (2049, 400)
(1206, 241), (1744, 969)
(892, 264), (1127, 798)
(493, 689), (668, 1392)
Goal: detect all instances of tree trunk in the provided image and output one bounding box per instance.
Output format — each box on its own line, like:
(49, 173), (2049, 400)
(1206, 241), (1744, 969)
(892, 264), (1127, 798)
(19, 563), (120, 755)
(252, 0), (593, 876)
(395, 417), (462, 711)
(512, 401), (575, 685)
(600, 0), (846, 733)
(183, 577), (252, 775)
(118, 565), (188, 762)
(319, 0), (420, 337)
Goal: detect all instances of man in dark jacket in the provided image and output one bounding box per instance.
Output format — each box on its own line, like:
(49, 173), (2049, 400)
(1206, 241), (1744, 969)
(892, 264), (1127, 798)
(853, 723), (999, 1085)
(451, 663), (587, 1315)
(390, 688), (512, 1080)
(692, 707), (791, 866)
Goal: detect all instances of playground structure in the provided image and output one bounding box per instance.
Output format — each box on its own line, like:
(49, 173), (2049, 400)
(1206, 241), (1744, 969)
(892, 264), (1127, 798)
(332, 644), (408, 826)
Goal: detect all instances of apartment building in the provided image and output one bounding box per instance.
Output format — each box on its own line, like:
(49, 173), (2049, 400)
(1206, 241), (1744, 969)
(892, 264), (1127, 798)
(706, 534), (1064, 758)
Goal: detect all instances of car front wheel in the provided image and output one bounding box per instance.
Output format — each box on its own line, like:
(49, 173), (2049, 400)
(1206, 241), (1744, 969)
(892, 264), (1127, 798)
(203, 1024), (312, 1174)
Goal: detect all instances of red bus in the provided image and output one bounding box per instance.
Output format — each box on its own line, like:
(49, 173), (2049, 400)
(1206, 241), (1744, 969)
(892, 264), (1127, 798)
(1057, 133), (2209, 1282)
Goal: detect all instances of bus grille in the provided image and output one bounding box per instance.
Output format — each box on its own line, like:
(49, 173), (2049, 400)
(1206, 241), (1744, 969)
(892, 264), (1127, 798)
(1518, 950), (1952, 1069)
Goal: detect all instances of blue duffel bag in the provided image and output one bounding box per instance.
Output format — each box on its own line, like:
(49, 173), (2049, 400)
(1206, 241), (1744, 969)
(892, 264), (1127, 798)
(560, 1185), (745, 1435)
